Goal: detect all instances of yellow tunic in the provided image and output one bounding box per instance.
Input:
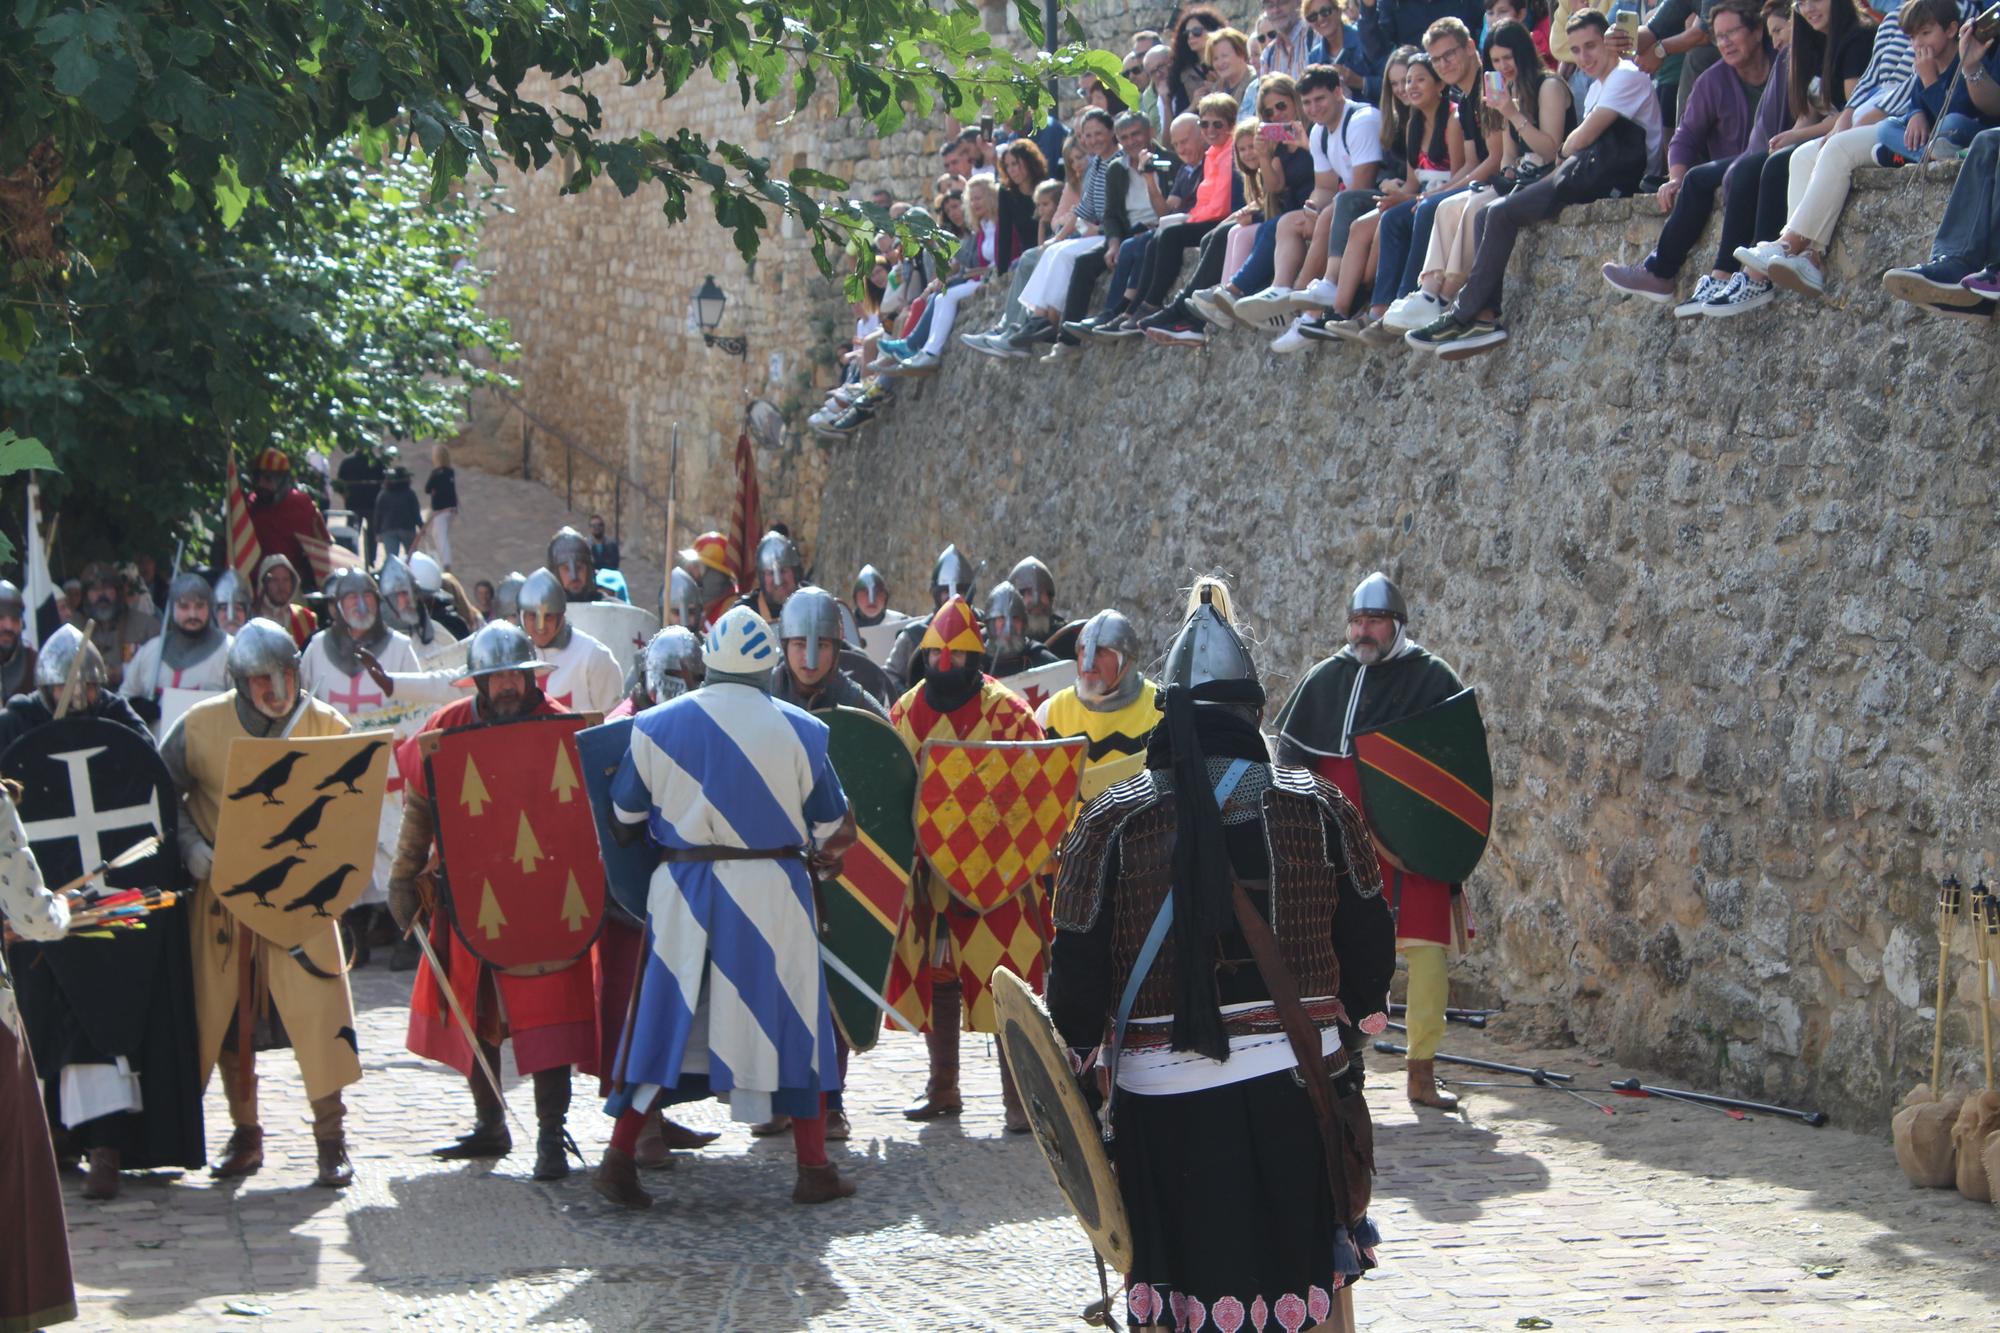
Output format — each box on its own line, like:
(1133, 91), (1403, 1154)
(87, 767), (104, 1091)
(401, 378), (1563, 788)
(180, 694), (361, 1101)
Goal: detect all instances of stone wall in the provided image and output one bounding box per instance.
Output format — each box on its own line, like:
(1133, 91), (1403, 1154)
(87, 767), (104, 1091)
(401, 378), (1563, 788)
(463, 0), (1178, 584)
(815, 164), (2000, 1129)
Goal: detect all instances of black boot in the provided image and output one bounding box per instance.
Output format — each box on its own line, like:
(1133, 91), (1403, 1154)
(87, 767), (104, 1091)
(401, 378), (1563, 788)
(531, 1066), (573, 1181)
(434, 1043), (511, 1158)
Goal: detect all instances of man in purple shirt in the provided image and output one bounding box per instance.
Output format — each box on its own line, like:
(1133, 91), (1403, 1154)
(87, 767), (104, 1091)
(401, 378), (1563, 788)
(1599, 0), (1775, 315)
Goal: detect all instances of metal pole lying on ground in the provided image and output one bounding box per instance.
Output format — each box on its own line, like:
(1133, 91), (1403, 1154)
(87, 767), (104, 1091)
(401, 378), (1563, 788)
(1372, 1039), (1575, 1083)
(1607, 1077), (1827, 1127)
(1608, 1079), (1747, 1119)
(1388, 1004), (1491, 1029)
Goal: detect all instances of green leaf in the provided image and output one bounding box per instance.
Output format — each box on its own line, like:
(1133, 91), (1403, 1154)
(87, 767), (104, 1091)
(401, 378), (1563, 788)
(0, 430), (58, 477)
(50, 37), (100, 96)
(214, 158), (252, 227)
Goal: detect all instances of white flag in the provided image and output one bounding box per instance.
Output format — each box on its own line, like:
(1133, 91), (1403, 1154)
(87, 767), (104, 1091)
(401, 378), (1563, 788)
(24, 477), (52, 650)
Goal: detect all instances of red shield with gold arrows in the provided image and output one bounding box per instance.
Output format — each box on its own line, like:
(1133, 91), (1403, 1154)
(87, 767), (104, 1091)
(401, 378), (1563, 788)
(426, 715), (606, 971)
(915, 736), (1088, 912)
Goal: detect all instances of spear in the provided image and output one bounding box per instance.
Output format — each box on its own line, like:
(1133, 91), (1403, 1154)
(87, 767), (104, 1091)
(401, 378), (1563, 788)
(1933, 874), (1964, 1090)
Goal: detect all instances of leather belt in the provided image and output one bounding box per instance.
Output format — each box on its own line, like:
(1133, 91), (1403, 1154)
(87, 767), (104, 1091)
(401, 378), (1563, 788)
(659, 845), (805, 864)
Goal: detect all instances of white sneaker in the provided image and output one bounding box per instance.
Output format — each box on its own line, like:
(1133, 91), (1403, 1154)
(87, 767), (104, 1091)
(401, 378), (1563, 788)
(1672, 274), (1724, 319)
(1184, 285), (1233, 328)
(1271, 314), (1318, 353)
(1230, 288), (1294, 330)
(1382, 290), (1446, 332)
(1764, 249), (1825, 297)
(900, 350), (941, 372)
(1732, 239), (1785, 275)
(1290, 277), (1341, 313)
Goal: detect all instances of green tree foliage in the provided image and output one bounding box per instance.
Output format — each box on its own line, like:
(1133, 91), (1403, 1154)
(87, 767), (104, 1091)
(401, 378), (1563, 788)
(2, 0), (1123, 350)
(0, 152), (514, 561)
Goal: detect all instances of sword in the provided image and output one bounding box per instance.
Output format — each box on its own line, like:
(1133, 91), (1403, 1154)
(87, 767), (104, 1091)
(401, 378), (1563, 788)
(408, 914), (537, 1151)
(819, 943), (920, 1035)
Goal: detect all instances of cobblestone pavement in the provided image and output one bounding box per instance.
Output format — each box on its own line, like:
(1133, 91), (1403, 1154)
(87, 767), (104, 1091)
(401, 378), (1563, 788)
(56, 965), (1999, 1332)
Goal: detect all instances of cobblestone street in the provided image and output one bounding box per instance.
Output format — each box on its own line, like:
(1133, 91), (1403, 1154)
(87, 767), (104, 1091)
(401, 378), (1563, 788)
(53, 966), (1998, 1332)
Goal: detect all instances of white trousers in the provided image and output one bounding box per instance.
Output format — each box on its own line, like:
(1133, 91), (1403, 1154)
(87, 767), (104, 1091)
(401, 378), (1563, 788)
(1783, 123), (1879, 248)
(922, 279), (984, 355)
(1018, 235), (1104, 311)
(428, 508), (454, 569)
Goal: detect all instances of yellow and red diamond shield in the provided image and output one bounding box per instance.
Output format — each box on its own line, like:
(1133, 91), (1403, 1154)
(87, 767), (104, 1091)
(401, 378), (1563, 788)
(914, 737), (1088, 912)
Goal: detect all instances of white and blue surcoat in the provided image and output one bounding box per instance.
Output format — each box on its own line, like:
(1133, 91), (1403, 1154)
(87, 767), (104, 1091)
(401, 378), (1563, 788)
(609, 681), (849, 1123)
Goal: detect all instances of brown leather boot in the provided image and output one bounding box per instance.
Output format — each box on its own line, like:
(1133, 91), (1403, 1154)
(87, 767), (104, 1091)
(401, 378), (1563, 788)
(592, 1146), (654, 1209)
(791, 1162), (857, 1205)
(996, 1047), (1030, 1135)
(654, 1116), (720, 1151)
(825, 1108), (852, 1142)
(531, 1066), (573, 1181)
(434, 1047), (511, 1159)
(211, 1126), (265, 1178)
(749, 1114), (794, 1137)
(312, 1094), (353, 1188)
(904, 982), (963, 1120)
(1406, 1058), (1461, 1111)
(82, 1147), (121, 1200)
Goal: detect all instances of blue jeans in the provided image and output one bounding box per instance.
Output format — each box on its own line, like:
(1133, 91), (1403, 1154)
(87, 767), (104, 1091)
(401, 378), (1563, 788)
(1227, 216), (1286, 293)
(1371, 187), (1465, 307)
(1877, 112), (1985, 162)
(1098, 231), (1154, 318)
(1931, 126), (2000, 267)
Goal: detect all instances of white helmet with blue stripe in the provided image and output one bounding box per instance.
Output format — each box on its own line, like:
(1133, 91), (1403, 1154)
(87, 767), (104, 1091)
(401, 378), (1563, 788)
(704, 605), (779, 689)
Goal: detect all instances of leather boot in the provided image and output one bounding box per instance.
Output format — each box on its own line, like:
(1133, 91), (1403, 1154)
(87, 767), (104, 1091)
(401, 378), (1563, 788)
(749, 1114), (794, 1137)
(632, 1111), (672, 1170)
(312, 1093), (354, 1188)
(212, 1126), (265, 1179)
(434, 1044), (511, 1158)
(792, 1162), (857, 1205)
(996, 1046), (1030, 1134)
(904, 982), (963, 1120)
(592, 1146), (654, 1209)
(1406, 1058), (1460, 1111)
(531, 1066), (573, 1181)
(825, 1108), (852, 1142)
(82, 1147), (122, 1200)
(654, 1116), (720, 1151)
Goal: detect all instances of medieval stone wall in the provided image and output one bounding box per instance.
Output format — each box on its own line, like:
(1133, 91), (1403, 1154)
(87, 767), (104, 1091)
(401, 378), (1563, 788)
(815, 165), (2000, 1129)
(463, 0), (1175, 582)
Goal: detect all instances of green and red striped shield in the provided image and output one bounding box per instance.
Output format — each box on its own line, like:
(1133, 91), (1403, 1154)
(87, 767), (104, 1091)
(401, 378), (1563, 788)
(815, 707), (917, 1051)
(1351, 688), (1493, 884)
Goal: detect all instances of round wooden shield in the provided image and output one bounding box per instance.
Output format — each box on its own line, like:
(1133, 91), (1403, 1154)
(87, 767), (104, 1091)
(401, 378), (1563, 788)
(992, 966), (1134, 1273)
(815, 707), (916, 1052)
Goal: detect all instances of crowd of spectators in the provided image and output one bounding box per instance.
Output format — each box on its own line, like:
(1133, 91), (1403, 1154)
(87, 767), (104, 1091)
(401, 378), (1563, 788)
(810, 0), (1999, 433)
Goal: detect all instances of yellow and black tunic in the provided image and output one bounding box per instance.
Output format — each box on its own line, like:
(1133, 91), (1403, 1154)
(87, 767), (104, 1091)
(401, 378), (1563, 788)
(1039, 677), (1160, 802)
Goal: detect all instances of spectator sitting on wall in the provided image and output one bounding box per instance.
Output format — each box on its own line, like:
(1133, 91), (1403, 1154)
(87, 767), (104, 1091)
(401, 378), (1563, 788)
(1124, 94), (1243, 335)
(1003, 110), (1119, 351)
(1075, 112), (1210, 338)
(1168, 7), (1228, 117)
(1207, 27), (1266, 122)
(1486, 0), (1554, 68)
(1694, 0), (1875, 317)
(1141, 44), (1175, 133)
(1052, 112), (1177, 350)
(958, 142), (1082, 357)
(881, 174), (1002, 373)
(1359, 0), (1488, 64)
(1883, 74), (2000, 310)
(1378, 20), (1574, 333)
(1140, 119), (1273, 345)
(1082, 70), (1132, 115)
(1406, 5), (1659, 357)
(1260, 0), (1315, 80)
(1307, 0), (1389, 99)
(1232, 61), (1386, 344)
(1747, 0), (1997, 301)
(589, 514), (621, 571)
(996, 139), (1046, 270)
(1600, 0), (1780, 313)
(1765, 0), (1793, 49)
(810, 259), (889, 437)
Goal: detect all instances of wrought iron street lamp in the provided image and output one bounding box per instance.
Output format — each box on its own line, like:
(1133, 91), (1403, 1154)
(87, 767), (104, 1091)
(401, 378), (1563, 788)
(693, 275), (746, 358)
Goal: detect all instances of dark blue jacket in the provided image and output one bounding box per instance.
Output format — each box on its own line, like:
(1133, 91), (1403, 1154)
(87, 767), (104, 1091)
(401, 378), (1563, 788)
(1359, 0), (1485, 61)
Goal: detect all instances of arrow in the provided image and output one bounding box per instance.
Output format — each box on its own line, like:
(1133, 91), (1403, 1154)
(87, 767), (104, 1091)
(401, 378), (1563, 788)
(512, 811), (542, 873)
(461, 756), (491, 816)
(550, 743), (579, 804)
(477, 881), (508, 940)
(559, 870), (588, 931)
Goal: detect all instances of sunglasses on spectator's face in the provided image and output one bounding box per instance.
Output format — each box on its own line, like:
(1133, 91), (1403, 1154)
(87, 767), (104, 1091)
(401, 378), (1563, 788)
(1260, 29), (1280, 42)
(1306, 6), (1337, 21)
(1200, 117), (1230, 130)
(1186, 22), (1210, 36)
(1123, 65), (1142, 78)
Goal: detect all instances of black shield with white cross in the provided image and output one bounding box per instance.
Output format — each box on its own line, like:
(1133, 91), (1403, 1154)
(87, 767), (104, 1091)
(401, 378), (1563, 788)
(2, 714), (180, 1055)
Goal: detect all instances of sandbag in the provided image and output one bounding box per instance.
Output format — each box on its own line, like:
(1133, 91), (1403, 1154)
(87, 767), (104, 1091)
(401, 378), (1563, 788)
(1892, 1084), (1963, 1188)
(1953, 1091), (2000, 1201)
(1983, 1123), (2000, 1205)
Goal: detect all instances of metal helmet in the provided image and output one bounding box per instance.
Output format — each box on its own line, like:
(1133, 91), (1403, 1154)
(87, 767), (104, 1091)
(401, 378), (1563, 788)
(1348, 571), (1408, 624)
(854, 564), (889, 603)
(930, 544), (977, 604)
(1163, 581), (1257, 693)
(983, 582), (1029, 661)
(643, 626), (704, 701)
(456, 621), (552, 685)
(836, 600), (861, 648)
(666, 567), (704, 629)
(378, 555), (417, 606)
(213, 569), (251, 630)
(325, 568), (381, 632)
(777, 585), (844, 673)
(226, 618), (301, 696)
(35, 624), (107, 690)
(756, 530), (805, 580)
(1008, 556), (1056, 606)
(547, 526), (593, 577)
(1077, 608), (1144, 711)
(493, 571), (527, 620)
(408, 552), (444, 594)
(0, 579), (22, 616)
(164, 570), (214, 615)
(519, 568), (567, 630)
